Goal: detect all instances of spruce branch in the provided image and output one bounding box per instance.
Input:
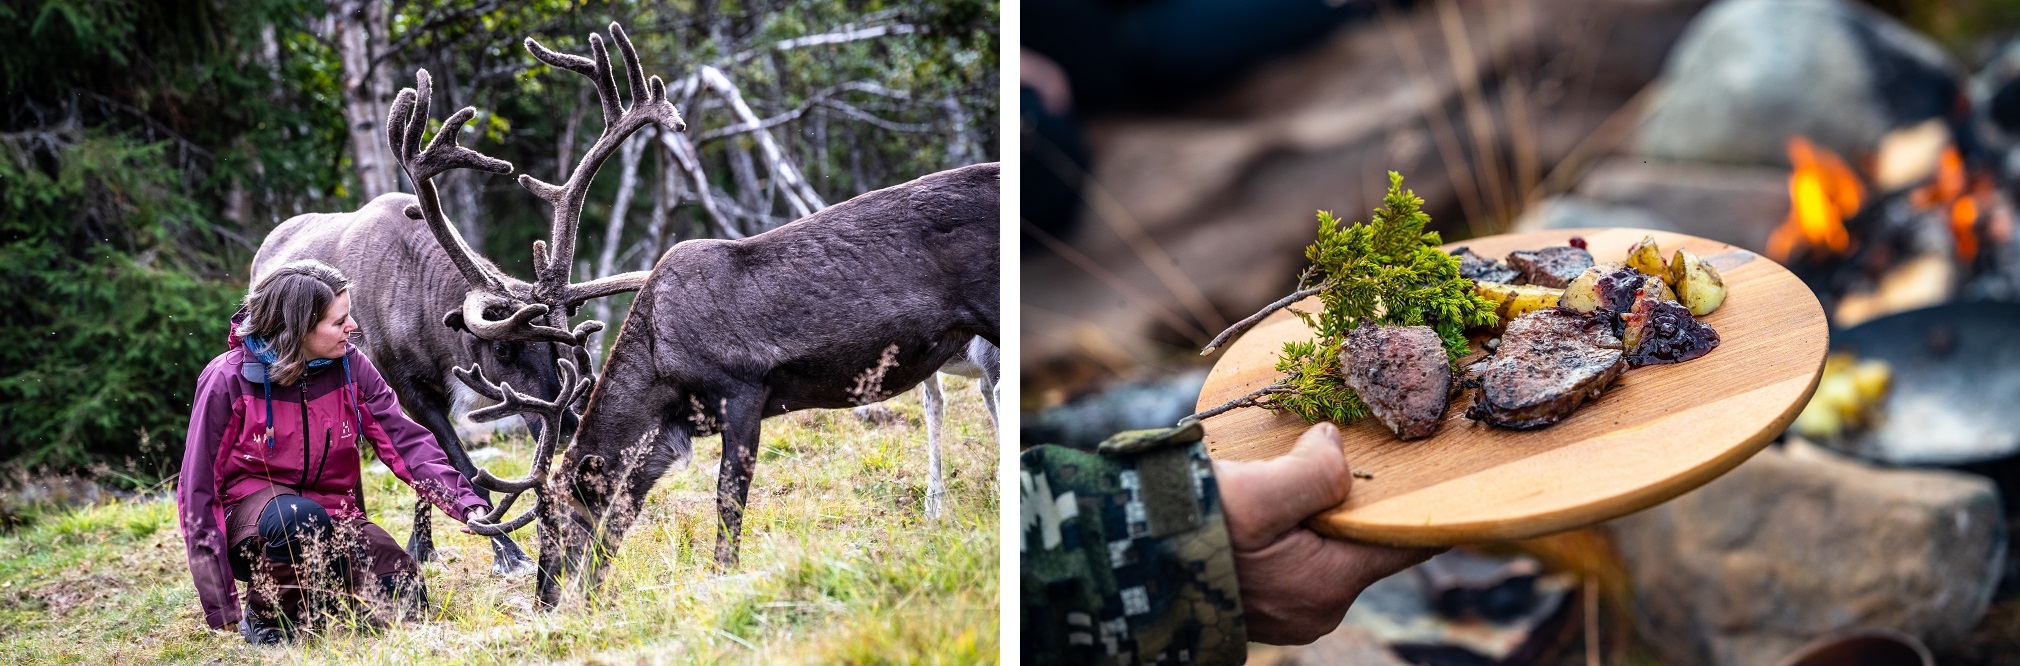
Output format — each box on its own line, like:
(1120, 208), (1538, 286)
(1199, 171), (1497, 425)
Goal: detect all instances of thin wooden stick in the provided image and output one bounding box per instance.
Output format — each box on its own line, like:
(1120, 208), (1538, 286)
(1201, 283), (1327, 355)
(1188, 383), (1291, 422)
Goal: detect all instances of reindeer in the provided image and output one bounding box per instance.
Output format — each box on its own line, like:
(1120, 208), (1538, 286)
(393, 23), (997, 608)
(454, 158), (999, 607)
(254, 23), (682, 575)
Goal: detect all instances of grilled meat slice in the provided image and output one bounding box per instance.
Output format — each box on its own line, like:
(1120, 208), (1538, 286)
(1506, 246), (1595, 288)
(1341, 324), (1454, 439)
(1452, 247), (1520, 284)
(1465, 308), (1625, 429)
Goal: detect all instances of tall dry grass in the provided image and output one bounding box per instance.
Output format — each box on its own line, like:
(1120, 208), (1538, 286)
(0, 377), (998, 665)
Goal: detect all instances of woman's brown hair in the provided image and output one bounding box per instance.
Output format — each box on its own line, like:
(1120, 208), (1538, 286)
(237, 260), (351, 386)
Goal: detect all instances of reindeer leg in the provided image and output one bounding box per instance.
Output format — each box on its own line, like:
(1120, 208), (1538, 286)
(713, 396), (765, 570)
(980, 362), (1000, 441)
(406, 392), (535, 575)
(409, 498), (435, 563)
(920, 375), (948, 520)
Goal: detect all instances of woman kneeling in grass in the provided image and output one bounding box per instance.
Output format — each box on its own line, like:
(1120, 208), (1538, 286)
(177, 260), (490, 644)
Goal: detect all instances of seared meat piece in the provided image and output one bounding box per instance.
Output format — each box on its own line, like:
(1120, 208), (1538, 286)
(1622, 287), (1720, 366)
(1341, 324), (1454, 439)
(1465, 308), (1625, 429)
(1506, 246), (1595, 288)
(1452, 247), (1520, 284)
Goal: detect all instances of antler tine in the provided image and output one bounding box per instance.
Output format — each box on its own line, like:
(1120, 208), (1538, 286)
(611, 23), (648, 119)
(474, 467), (538, 494)
(387, 68), (514, 295)
(461, 292), (576, 343)
(467, 505), (538, 536)
(562, 270), (653, 307)
(452, 363), (505, 402)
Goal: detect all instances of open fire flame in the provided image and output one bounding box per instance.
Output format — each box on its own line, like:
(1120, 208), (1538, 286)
(1766, 135), (1995, 264)
(1767, 137), (1860, 261)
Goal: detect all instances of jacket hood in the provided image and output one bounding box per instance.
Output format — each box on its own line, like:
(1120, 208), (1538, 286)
(227, 306), (250, 351)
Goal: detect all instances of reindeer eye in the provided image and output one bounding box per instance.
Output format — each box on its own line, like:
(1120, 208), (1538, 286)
(494, 340), (518, 361)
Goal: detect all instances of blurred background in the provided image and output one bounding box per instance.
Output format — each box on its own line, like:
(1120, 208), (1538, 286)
(1022, 0), (2020, 662)
(0, 0), (997, 487)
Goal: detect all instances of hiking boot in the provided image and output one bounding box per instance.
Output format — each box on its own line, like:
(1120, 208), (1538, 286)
(238, 613), (288, 645)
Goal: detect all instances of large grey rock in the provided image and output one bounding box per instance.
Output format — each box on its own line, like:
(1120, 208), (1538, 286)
(1530, 158), (1793, 253)
(1608, 441), (2005, 665)
(1514, 195), (1680, 235)
(1636, 0), (1959, 167)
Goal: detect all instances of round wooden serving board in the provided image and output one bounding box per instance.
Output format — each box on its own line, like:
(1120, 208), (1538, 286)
(1196, 228), (1829, 546)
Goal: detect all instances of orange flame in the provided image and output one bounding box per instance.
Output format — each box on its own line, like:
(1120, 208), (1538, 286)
(1912, 146), (1983, 263)
(1913, 146), (1968, 207)
(1953, 196), (1978, 262)
(1768, 137), (1862, 261)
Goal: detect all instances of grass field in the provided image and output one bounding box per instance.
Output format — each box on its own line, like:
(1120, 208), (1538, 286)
(0, 378), (1000, 665)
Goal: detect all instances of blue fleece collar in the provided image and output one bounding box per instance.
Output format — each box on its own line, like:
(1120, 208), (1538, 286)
(243, 335), (335, 369)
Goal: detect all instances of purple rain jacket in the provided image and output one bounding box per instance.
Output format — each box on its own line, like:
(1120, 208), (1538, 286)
(176, 319), (486, 629)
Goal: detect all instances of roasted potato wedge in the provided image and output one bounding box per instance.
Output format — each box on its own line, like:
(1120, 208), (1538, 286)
(1560, 266), (1605, 313)
(1626, 235), (1668, 279)
(1476, 281), (1563, 324)
(1562, 263), (1673, 314)
(1670, 248), (1727, 315)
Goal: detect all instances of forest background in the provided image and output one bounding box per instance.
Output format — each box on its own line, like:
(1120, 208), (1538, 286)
(0, 0), (1000, 483)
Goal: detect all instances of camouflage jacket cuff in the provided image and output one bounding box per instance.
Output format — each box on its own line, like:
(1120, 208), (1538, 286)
(1020, 422), (1247, 664)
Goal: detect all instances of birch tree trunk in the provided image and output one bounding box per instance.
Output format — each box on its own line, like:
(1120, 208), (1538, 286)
(336, 0), (398, 199)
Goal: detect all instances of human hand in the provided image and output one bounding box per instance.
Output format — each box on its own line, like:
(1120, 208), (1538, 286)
(1214, 422), (1445, 644)
(459, 505), (492, 535)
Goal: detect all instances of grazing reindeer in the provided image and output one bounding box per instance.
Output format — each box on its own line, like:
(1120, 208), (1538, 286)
(258, 23), (681, 574)
(919, 336), (999, 518)
(465, 161), (1000, 608)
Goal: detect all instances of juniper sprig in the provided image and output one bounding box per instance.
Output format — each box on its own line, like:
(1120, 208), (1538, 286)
(1193, 171), (1498, 425)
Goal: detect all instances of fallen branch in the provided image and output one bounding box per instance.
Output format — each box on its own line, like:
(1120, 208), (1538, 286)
(1201, 271), (1329, 355)
(1187, 383), (1294, 422)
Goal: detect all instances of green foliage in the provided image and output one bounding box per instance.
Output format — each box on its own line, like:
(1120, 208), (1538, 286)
(1264, 339), (1370, 424)
(1260, 172), (1498, 424)
(1, 0), (997, 478)
(0, 132), (246, 477)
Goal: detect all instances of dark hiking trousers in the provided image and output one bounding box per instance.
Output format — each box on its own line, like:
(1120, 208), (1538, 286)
(225, 487), (422, 627)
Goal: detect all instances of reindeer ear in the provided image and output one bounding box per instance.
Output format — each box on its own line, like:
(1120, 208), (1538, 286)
(444, 309), (468, 332)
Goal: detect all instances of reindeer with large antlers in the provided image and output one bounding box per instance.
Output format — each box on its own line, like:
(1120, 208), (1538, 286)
(363, 21), (995, 608)
(250, 23), (681, 575)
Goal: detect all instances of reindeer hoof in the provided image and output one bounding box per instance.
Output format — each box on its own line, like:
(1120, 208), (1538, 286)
(490, 536), (537, 576)
(492, 554), (536, 576)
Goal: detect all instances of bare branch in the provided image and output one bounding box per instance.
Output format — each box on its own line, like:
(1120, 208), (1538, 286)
(724, 22), (918, 65)
(658, 130), (744, 239)
(1201, 278), (1329, 355)
(692, 81), (914, 143)
(695, 66), (825, 216)
(816, 98), (934, 133)
(1187, 383), (1293, 422)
